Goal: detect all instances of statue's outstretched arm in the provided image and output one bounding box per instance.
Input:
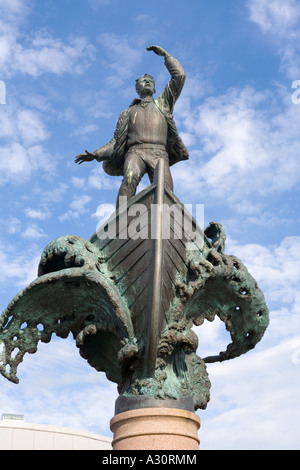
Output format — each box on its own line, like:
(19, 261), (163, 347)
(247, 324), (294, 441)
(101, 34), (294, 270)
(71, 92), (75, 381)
(93, 138), (116, 162)
(75, 139), (115, 165)
(74, 106), (127, 166)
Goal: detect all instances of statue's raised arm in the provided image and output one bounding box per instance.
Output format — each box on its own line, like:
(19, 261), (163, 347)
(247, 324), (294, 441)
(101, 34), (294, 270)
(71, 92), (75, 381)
(146, 45), (168, 56)
(147, 45), (186, 113)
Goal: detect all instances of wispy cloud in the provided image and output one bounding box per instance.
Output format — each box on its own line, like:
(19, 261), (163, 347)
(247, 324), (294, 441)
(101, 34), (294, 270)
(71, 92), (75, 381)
(201, 336), (300, 449)
(0, 143), (54, 184)
(0, 336), (117, 435)
(21, 224), (47, 241)
(25, 207), (51, 221)
(171, 1), (300, 208)
(0, 90), (57, 185)
(17, 110), (50, 146)
(89, 0), (112, 11)
(0, 105), (50, 145)
(10, 34), (95, 78)
(228, 236), (300, 307)
(173, 84), (300, 203)
(0, 0), (95, 78)
(197, 233), (300, 449)
(247, 0), (300, 36)
(97, 33), (145, 84)
(59, 194), (92, 222)
(88, 166), (120, 191)
(247, 0), (300, 78)
(0, 243), (40, 287)
(5, 217), (22, 235)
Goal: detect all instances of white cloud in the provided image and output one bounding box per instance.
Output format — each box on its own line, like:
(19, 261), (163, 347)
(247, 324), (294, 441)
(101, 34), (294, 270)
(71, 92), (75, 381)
(0, 336), (117, 435)
(173, 85), (300, 202)
(248, 0), (300, 35)
(5, 217), (22, 235)
(0, 143), (53, 184)
(25, 207), (50, 221)
(247, 0), (300, 78)
(70, 123), (99, 138)
(89, 0), (112, 11)
(17, 110), (49, 146)
(196, 235), (300, 366)
(0, 104), (50, 148)
(21, 224), (47, 241)
(226, 236), (300, 347)
(190, 233), (300, 448)
(40, 183), (68, 204)
(70, 89), (114, 120)
(71, 177), (86, 189)
(227, 236), (300, 305)
(0, 105), (16, 139)
(169, 6), (300, 205)
(279, 44), (300, 79)
(88, 166), (120, 191)
(59, 194), (92, 221)
(11, 34), (95, 78)
(195, 317), (231, 359)
(97, 33), (144, 83)
(0, 1), (95, 78)
(179, 131), (196, 147)
(0, 244), (40, 287)
(194, 215), (300, 448)
(70, 195), (92, 213)
(0, 98), (56, 185)
(201, 336), (300, 449)
(134, 14), (156, 25)
(0, 0), (29, 19)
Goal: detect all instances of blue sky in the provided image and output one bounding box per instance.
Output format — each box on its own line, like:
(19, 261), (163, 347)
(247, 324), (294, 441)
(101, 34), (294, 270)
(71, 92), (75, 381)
(0, 0), (300, 450)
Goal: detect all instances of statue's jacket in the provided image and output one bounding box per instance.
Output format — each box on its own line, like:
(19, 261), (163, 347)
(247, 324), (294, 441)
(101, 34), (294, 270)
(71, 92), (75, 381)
(95, 55), (189, 177)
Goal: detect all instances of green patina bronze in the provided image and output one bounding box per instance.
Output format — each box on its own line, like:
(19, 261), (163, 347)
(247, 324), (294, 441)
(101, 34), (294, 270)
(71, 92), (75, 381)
(0, 46), (269, 414)
(0, 164), (269, 411)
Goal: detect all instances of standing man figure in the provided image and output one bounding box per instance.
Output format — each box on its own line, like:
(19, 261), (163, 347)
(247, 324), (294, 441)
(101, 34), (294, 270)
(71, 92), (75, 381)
(75, 45), (188, 207)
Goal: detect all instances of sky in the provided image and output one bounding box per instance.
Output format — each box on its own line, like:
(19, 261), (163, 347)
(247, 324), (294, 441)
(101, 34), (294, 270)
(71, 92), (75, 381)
(0, 0), (300, 450)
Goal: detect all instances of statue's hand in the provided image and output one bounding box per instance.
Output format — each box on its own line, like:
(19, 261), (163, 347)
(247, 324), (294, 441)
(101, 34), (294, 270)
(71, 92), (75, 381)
(75, 150), (96, 165)
(147, 45), (168, 57)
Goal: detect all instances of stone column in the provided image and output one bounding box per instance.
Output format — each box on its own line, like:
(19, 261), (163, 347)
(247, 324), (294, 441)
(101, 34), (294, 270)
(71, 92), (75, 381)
(110, 407), (200, 450)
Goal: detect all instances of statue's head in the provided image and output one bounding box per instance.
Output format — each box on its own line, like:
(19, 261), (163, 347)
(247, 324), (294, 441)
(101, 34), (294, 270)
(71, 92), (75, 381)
(135, 74), (156, 98)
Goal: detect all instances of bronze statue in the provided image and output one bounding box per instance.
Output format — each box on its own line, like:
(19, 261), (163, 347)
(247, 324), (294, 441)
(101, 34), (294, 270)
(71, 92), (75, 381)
(75, 45), (188, 207)
(0, 46), (269, 419)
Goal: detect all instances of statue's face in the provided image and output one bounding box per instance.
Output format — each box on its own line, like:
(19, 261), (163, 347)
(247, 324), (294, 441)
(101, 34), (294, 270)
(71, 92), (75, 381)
(136, 75), (156, 97)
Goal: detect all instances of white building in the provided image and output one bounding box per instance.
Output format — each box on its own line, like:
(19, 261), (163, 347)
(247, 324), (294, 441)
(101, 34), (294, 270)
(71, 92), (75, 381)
(0, 414), (112, 450)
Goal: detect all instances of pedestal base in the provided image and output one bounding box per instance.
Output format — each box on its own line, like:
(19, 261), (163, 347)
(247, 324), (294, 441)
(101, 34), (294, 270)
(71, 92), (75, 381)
(110, 407), (200, 450)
